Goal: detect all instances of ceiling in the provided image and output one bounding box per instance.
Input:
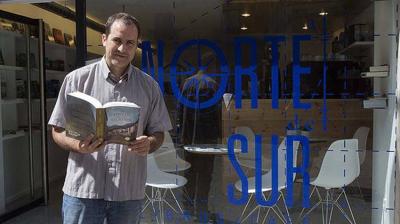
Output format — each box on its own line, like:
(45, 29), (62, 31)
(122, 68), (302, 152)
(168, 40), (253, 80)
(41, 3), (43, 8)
(54, 0), (373, 42)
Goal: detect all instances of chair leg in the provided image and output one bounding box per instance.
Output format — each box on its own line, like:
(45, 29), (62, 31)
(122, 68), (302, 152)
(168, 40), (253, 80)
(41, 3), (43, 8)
(241, 204), (261, 223)
(169, 188), (184, 213)
(261, 207), (272, 224)
(239, 193), (254, 222)
(342, 188), (357, 224)
(328, 191), (335, 224)
(262, 192), (286, 224)
(298, 185), (317, 221)
(281, 191), (292, 224)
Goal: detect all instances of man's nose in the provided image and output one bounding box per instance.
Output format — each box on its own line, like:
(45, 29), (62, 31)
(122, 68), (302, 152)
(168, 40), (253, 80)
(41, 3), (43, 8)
(117, 43), (127, 52)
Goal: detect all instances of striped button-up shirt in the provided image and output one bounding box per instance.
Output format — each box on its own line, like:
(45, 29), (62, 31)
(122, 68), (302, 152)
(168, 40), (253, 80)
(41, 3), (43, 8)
(48, 57), (172, 201)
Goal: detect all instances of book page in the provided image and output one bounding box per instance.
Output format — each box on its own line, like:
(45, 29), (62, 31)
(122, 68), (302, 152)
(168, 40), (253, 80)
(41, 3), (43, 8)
(65, 94), (98, 140)
(105, 106), (140, 145)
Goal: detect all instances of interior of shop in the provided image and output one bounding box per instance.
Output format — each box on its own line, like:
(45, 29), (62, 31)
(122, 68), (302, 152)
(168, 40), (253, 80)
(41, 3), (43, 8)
(0, 0), (398, 223)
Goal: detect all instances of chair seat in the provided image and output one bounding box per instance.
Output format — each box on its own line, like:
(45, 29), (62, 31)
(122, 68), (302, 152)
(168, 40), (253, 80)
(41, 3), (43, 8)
(239, 157), (271, 171)
(310, 179), (350, 189)
(234, 171), (288, 193)
(155, 150), (191, 172)
(146, 171), (187, 189)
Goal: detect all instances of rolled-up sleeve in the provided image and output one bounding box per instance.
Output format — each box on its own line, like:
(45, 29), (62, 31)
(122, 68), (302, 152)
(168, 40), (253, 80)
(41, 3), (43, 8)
(48, 74), (73, 128)
(145, 82), (173, 134)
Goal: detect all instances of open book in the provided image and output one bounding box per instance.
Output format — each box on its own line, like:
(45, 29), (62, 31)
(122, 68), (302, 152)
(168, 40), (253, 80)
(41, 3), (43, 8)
(65, 91), (140, 145)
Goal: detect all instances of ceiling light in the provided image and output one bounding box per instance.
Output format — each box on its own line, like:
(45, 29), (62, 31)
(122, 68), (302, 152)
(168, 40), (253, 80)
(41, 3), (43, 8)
(241, 26), (248, 30)
(319, 10), (328, 16)
(241, 13), (251, 17)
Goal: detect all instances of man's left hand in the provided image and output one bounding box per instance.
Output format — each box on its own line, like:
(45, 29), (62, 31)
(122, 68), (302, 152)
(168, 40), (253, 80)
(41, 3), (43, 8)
(128, 135), (151, 156)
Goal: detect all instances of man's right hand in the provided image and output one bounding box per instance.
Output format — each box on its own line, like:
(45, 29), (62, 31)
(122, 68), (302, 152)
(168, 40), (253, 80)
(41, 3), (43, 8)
(76, 134), (105, 154)
(52, 127), (105, 154)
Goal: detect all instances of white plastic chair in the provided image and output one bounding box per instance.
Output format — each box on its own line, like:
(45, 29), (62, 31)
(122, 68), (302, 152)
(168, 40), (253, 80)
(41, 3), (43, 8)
(235, 138), (300, 224)
(352, 126), (369, 198)
(143, 153), (187, 224)
(154, 131), (191, 172)
(234, 126), (270, 171)
(353, 127), (369, 166)
(299, 139), (359, 224)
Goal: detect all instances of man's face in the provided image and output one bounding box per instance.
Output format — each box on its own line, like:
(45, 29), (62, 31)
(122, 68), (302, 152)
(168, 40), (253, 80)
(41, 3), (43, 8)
(102, 20), (138, 71)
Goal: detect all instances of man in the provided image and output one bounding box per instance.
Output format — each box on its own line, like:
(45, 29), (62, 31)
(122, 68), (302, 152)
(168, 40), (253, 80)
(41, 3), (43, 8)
(48, 13), (172, 224)
(180, 62), (222, 222)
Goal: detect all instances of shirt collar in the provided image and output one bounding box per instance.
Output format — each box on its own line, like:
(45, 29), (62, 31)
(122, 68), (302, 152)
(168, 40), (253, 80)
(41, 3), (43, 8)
(100, 57), (133, 84)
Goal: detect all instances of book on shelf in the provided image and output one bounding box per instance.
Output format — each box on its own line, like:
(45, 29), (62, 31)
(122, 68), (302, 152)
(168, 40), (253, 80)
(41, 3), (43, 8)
(65, 91), (140, 145)
(363, 97), (387, 109)
(361, 71), (388, 78)
(44, 22), (54, 42)
(64, 33), (75, 47)
(369, 65), (389, 72)
(52, 28), (65, 45)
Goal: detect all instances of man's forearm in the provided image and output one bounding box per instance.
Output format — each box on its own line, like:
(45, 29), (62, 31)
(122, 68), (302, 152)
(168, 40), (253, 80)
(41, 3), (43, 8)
(52, 127), (80, 152)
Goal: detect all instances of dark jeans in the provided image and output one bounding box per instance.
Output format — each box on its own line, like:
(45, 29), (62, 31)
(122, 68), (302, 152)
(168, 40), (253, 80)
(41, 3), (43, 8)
(184, 153), (215, 219)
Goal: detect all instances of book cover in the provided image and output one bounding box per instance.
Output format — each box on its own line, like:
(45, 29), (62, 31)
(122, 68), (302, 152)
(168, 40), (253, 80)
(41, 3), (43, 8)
(65, 91), (140, 145)
(52, 28), (65, 45)
(64, 33), (75, 47)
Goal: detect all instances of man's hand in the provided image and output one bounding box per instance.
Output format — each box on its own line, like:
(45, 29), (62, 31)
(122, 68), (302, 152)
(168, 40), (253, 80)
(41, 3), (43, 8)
(128, 135), (151, 156)
(76, 134), (105, 154)
(52, 127), (105, 154)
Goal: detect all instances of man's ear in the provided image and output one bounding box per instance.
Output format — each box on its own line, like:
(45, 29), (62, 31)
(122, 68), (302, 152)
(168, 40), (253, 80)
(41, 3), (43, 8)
(101, 34), (107, 47)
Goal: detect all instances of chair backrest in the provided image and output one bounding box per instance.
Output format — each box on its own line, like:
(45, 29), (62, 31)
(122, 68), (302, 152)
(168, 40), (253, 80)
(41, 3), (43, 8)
(147, 153), (162, 173)
(352, 127), (369, 165)
(234, 126), (256, 160)
(277, 138), (300, 183)
(155, 131), (176, 156)
(313, 139), (359, 188)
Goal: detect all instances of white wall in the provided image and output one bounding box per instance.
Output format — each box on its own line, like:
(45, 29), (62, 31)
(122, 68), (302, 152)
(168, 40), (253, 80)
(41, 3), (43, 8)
(372, 1), (397, 223)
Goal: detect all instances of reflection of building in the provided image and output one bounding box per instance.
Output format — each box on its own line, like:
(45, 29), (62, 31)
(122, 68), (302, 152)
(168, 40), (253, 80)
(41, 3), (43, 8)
(180, 70), (221, 145)
(180, 70), (221, 220)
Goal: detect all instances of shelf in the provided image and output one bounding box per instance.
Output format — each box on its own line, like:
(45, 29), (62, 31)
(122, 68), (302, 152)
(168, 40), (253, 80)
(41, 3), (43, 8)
(29, 37), (76, 51)
(0, 29), (24, 38)
(2, 130), (26, 141)
(1, 98), (26, 105)
(31, 68), (66, 75)
(336, 41), (374, 55)
(0, 65), (25, 71)
(32, 98), (57, 103)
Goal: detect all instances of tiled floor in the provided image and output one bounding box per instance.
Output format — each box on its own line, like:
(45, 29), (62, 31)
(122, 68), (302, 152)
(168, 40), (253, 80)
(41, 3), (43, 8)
(3, 179), (372, 224)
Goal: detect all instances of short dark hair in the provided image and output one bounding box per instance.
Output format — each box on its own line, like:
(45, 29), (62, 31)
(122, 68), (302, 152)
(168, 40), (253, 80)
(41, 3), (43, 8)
(105, 13), (141, 38)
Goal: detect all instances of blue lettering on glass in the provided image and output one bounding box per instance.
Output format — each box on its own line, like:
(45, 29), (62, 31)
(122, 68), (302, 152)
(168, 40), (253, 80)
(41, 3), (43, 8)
(255, 134), (279, 206)
(265, 36), (285, 109)
(140, 41), (156, 77)
(138, 36), (328, 210)
(170, 39), (229, 109)
(227, 134), (248, 205)
(234, 37), (258, 109)
(286, 135), (310, 208)
(157, 41), (165, 94)
(292, 35), (312, 109)
(141, 41), (165, 94)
